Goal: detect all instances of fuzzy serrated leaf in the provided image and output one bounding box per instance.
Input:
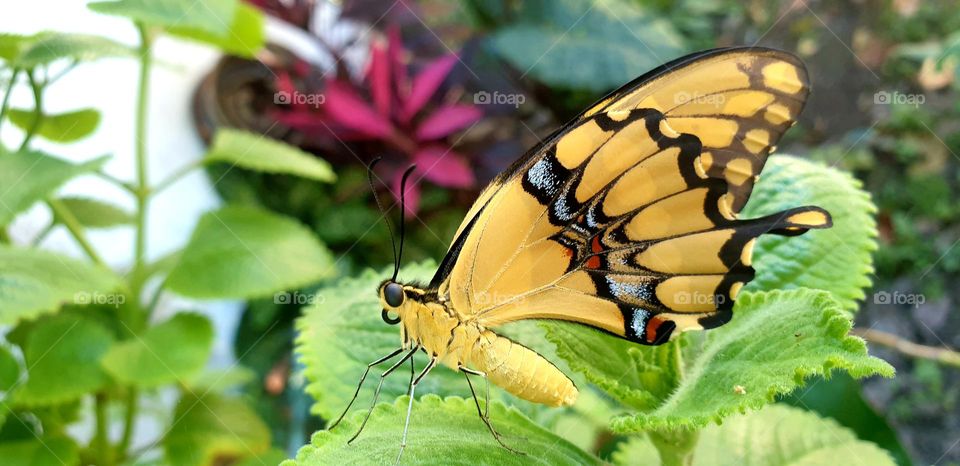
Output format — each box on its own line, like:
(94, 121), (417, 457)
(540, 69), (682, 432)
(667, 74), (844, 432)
(101, 313), (213, 388)
(55, 196), (133, 228)
(164, 392), (270, 466)
(205, 129), (335, 182)
(742, 156), (878, 312)
(0, 245), (122, 325)
(610, 289), (893, 432)
(542, 322), (674, 410)
(0, 151), (108, 226)
(13, 314), (114, 406)
(284, 395), (600, 465)
(166, 205), (334, 299)
(613, 405), (894, 466)
(295, 262), (466, 421)
(7, 108), (101, 143)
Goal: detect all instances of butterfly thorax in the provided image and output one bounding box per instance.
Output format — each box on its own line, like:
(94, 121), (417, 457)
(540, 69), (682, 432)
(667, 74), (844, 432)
(378, 281), (578, 406)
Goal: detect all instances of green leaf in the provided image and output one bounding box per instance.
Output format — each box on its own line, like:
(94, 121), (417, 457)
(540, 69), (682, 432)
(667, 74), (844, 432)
(0, 151), (108, 226)
(164, 392), (270, 466)
(89, 0), (265, 57)
(13, 314), (115, 406)
(0, 345), (19, 392)
(0, 245), (122, 325)
(7, 108), (101, 143)
(15, 33), (134, 67)
(542, 322), (677, 410)
(613, 405), (895, 466)
(295, 262), (466, 421)
(186, 366), (256, 392)
(89, 0), (234, 35)
(54, 196), (133, 228)
(741, 156), (878, 312)
(0, 33), (33, 63)
(101, 313), (213, 388)
(166, 205), (335, 299)
(205, 129), (336, 183)
(488, 0), (685, 91)
(0, 436), (79, 466)
(237, 448), (288, 466)
(779, 373), (912, 466)
(610, 289), (894, 432)
(284, 395), (600, 465)
(167, 2), (265, 58)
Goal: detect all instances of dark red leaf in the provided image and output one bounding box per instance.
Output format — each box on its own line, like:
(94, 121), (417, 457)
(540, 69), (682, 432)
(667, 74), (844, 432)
(413, 145), (474, 188)
(400, 54), (458, 122)
(367, 40), (392, 117)
(415, 104), (483, 141)
(388, 26), (408, 107)
(323, 79), (394, 138)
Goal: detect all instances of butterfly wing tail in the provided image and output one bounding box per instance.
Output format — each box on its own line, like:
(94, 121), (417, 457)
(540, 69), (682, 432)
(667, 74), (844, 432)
(746, 206), (833, 237)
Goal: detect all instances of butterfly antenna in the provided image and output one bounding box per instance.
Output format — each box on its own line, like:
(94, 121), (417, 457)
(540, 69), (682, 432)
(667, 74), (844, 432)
(393, 165), (417, 281)
(367, 158), (398, 271)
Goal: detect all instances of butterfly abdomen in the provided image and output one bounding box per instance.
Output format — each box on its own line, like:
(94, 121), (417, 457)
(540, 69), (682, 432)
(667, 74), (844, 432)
(465, 330), (578, 407)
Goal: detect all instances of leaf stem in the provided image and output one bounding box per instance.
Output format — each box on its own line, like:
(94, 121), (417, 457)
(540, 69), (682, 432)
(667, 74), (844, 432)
(152, 158), (204, 194)
(648, 429), (700, 466)
(94, 392), (114, 466)
(119, 23), (154, 460)
(47, 198), (106, 267)
(853, 327), (960, 368)
(117, 389), (138, 461)
(18, 68), (43, 152)
(95, 170), (137, 194)
(131, 23), (153, 304)
(0, 68), (20, 143)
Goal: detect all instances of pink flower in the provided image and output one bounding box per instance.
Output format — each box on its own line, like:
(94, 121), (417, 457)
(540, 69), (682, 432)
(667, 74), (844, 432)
(273, 27), (483, 215)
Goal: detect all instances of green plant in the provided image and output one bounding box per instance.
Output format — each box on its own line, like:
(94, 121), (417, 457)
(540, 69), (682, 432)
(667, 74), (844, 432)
(0, 1), (336, 464)
(289, 156), (895, 465)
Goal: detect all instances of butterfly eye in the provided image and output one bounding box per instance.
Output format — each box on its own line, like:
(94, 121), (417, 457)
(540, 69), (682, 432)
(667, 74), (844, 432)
(384, 282), (405, 308)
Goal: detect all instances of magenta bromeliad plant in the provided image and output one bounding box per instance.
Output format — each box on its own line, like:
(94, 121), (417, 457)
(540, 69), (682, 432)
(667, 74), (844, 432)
(272, 27), (482, 215)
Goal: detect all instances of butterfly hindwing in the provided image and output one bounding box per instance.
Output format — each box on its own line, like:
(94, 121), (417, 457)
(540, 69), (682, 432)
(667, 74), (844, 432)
(431, 47), (831, 345)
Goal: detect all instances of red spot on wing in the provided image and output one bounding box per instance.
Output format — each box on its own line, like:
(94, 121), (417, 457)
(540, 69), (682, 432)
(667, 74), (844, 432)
(591, 236), (603, 253)
(586, 255), (601, 269)
(645, 316), (665, 343)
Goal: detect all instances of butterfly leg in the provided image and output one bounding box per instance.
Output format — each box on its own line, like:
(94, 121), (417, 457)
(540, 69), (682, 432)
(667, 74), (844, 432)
(348, 346), (419, 444)
(461, 366), (525, 455)
(329, 347), (405, 430)
(395, 356), (437, 466)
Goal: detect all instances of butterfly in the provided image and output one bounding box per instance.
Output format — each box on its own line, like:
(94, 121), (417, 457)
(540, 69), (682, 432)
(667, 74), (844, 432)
(331, 47), (832, 463)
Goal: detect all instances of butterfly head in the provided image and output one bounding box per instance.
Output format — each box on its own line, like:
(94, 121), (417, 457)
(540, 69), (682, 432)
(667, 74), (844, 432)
(379, 280), (405, 325)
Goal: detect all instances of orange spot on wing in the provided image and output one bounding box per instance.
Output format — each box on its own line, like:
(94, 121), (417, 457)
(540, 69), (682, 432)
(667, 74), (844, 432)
(591, 236), (603, 253)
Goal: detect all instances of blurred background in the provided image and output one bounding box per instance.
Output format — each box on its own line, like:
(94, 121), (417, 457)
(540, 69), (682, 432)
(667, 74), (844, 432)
(2, 0), (959, 464)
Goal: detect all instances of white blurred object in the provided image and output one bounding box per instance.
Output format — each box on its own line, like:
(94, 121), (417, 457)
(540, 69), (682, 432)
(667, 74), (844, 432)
(0, 0), (367, 453)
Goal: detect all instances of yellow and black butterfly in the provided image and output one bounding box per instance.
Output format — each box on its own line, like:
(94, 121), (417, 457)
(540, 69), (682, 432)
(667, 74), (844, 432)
(331, 47), (832, 462)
